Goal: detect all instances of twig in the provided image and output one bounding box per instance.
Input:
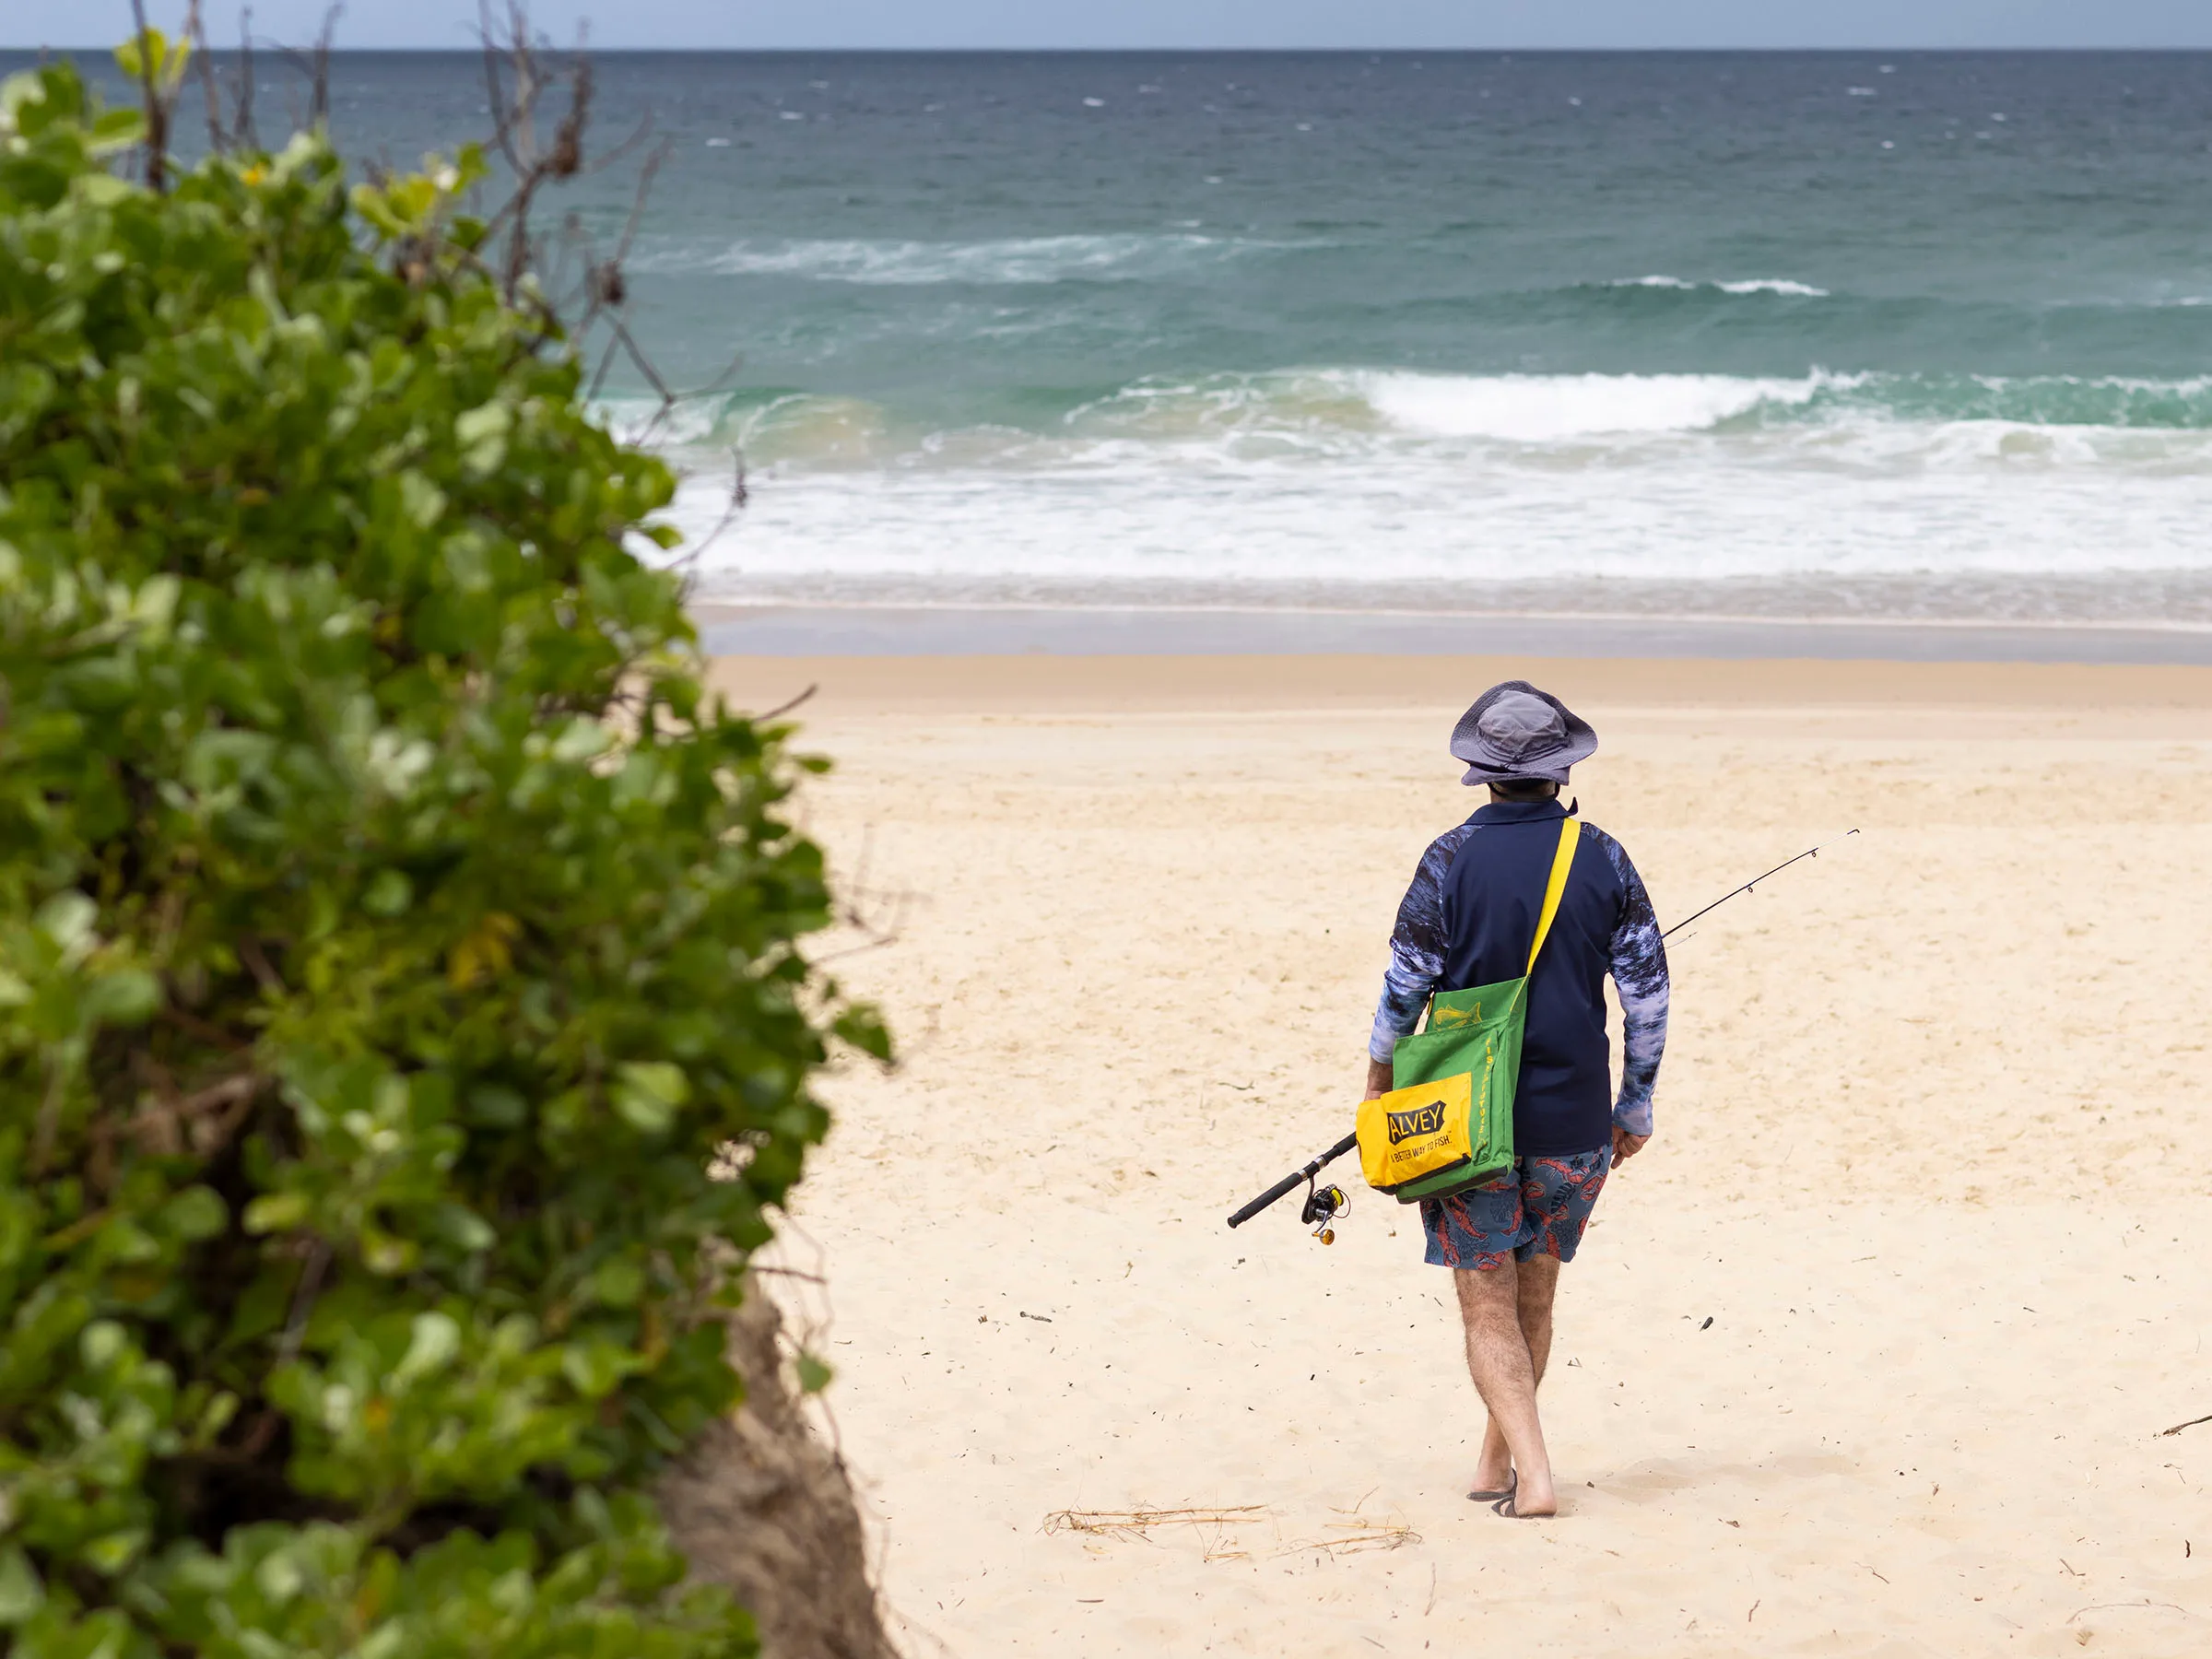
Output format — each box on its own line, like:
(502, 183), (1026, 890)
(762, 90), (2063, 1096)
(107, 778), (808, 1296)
(159, 1000), (253, 1053)
(2159, 1411), (2212, 1437)
(276, 1238), (332, 1367)
(30, 1052), (68, 1174)
(2069, 1600), (2188, 1623)
(748, 1265), (828, 1285)
(307, 5), (337, 125)
(186, 1), (226, 153)
(1044, 1506), (1269, 1539)
(238, 936), (286, 995)
(276, 5), (340, 130)
(126, 0), (171, 193)
(231, 6), (258, 149)
(755, 684), (818, 722)
(662, 450), (749, 592)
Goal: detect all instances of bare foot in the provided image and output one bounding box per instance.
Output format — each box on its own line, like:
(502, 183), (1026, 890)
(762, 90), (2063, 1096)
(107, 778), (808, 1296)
(1506, 1470), (1559, 1517)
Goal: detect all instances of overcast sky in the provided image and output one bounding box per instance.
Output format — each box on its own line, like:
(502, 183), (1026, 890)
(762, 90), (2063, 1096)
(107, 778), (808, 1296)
(15, 1), (2212, 52)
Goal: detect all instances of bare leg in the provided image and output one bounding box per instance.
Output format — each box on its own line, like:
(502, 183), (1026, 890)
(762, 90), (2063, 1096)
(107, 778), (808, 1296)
(1456, 1257), (1559, 1515)
(1472, 1255), (1562, 1490)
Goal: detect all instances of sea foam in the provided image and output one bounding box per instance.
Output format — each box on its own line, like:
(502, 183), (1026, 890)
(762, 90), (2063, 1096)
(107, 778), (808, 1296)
(629, 233), (1281, 285)
(624, 365), (2212, 607)
(1613, 276), (1832, 297)
(1357, 371), (1827, 441)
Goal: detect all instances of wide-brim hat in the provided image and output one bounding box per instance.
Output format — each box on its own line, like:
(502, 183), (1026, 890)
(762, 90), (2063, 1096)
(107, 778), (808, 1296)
(1450, 680), (1598, 786)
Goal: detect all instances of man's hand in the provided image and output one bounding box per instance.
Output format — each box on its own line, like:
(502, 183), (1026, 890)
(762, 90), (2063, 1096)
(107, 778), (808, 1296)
(1610, 1124), (1651, 1167)
(1364, 1057), (1394, 1101)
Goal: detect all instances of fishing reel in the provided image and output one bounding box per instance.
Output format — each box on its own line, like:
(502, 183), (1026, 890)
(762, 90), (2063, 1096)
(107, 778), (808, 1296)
(1300, 1177), (1348, 1245)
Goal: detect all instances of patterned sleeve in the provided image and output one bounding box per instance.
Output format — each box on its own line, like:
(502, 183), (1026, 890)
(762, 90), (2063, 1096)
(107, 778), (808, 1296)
(1369, 826), (1475, 1064)
(1596, 830), (1670, 1135)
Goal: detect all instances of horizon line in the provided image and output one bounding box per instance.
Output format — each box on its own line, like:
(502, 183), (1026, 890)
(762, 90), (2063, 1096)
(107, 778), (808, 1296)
(12, 43), (2212, 56)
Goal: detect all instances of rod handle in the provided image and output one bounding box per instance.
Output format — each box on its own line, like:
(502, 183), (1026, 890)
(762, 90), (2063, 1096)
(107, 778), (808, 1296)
(1226, 1170), (1306, 1230)
(1225, 1132), (1359, 1230)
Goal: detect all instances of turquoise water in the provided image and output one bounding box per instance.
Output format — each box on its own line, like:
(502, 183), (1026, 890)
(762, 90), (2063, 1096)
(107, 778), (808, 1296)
(44, 49), (2212, 618)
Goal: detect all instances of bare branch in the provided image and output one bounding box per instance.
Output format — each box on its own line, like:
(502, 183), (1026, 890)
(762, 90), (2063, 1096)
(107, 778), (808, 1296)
(310, 5), (338, 124)
(663, 450), (749, 595)
(237, 936), (286, 996)
(580, 110), (656, 177)
(609, 133), (667, 270)
(607, 313), (675, 402)
(276, 1238), (333, 1366)
(277, 4), (340, 130)
(232, 6), (259, 149)
(126, 0), (170, 193)
(674, 348), (749, 407)
(584, 329), (626, 405)
(186, 1), (226, 154)
(477, 0), (520, 170)
(755, 684), (819, 722)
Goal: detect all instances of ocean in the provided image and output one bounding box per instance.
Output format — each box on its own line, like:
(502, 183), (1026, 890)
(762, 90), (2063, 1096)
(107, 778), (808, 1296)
(46, 49), (2212, 624)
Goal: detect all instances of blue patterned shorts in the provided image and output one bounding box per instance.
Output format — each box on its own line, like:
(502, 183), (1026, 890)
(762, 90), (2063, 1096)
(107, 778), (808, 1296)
(1419, 1148), (1612, 1271)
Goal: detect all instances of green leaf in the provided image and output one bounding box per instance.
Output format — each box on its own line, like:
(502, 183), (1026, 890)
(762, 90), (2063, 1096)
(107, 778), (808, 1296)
(34, 889), (97, 953)
(113, 29), (164, 81)
(162, 1185), (229, 1241)
(80, 1528), (149, 1575)
(84, 967), (161, 1027)
(395, 1311), (462, 1381)
(361, 868), (413, 916)
(611, 1061), (689, 1135)
(242, 1192), (311, 1234)
(794, 1353), (833, 1394)
(79, 1319), (127, 1367)
(0, 1546), (43, 1626)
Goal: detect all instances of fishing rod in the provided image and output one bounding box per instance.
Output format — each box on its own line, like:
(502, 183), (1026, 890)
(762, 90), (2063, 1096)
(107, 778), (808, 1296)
(1226, 1131), (1358, 1233)
(1224, 829), (1860, 1232)
(1661, 829), (1859, 941)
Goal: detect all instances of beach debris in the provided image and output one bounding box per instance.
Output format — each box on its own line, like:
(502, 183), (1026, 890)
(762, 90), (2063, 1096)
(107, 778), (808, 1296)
(1044, 1505), (1268, 1561)
(1019, 1311), (1053, 1323)
(2158, 1410), (2212, 1437)
(2068, 1599), (2186, 1625)
(1288, 1510), (1420, 1558)
(1044, 1505), (1266, 1541)
(1041, 1503), (1418, 1560)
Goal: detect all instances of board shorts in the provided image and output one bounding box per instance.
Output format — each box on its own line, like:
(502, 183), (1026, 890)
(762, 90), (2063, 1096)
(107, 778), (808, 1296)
(1419, 1147), (1611, 1271)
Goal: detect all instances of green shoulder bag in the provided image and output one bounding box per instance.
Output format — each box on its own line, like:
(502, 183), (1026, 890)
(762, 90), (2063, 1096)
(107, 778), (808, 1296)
(1355, 815), (1581, 1202)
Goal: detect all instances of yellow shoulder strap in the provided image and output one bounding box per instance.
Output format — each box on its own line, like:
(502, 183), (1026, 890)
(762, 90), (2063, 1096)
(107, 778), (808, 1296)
(1524, 817), (1581, 976)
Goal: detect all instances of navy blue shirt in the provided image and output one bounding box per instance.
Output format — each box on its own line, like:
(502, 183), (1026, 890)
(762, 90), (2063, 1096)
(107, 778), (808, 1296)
(1370, 800), (1670, 1157)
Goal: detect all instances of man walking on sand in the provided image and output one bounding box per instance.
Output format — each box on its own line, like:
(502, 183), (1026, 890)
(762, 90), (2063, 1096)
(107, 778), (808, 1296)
(1366, 681), (1668, 1518)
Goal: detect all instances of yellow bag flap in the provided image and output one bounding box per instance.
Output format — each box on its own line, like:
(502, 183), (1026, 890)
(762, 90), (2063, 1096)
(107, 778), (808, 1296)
(1357, 1070), (1475, 1191)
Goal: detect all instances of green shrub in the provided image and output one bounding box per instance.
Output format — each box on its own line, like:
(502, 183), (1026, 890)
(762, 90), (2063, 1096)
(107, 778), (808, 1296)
(0, 53), (885, 1658)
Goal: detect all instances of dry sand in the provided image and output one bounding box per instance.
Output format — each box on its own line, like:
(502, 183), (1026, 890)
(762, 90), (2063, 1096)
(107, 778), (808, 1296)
(707, 654), (2212, 1659)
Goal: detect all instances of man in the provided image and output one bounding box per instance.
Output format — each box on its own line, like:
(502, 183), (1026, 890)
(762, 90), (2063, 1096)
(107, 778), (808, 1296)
(1366, 680), (1668, 1518)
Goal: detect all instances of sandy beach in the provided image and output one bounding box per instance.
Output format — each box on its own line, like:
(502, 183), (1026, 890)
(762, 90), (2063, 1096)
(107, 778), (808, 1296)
(708, 653), (2212, 1659)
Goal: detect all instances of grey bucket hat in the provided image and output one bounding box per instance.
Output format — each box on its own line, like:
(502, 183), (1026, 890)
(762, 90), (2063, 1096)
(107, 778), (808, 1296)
(1450, 680), (1598, 786)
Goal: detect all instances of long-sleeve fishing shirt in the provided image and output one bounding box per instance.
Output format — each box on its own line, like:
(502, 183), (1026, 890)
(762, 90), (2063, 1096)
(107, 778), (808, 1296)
(1370, 799), (1669, 1157)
